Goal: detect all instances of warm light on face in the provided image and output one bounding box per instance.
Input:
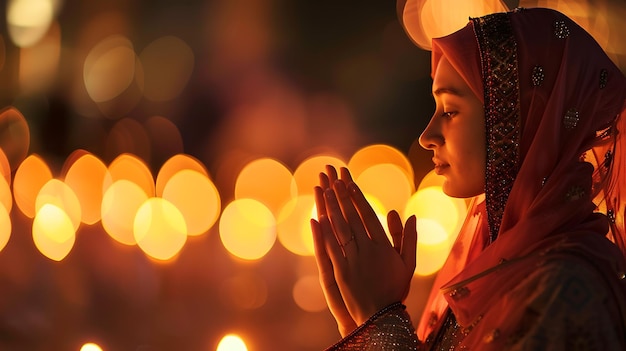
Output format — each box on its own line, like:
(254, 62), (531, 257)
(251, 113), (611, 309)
(219, 199), (276, 261)
(32, 203), (76, 261)
(134, 197), (187, 261)
(276, 195), (315, 256)
(101, 179), (148, 245)
(14, 154), (53, 218)
(162, 169), (221, 236)
(217, 334), (248, 351)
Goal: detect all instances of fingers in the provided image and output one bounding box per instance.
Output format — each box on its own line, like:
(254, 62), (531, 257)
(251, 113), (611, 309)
(346, 181), (389, 245)
(314, 186), (327, 219)
(326, 165), (339, 185)
(387, 210), (403, 253)
(402, 215), (418, 275)
(324, 186), (361, 255)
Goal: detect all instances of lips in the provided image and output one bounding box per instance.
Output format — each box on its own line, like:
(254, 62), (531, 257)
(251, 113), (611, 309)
(432, 158), (449, 174)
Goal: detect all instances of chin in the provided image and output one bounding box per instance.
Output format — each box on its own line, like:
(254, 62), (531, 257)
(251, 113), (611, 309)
(442, 182), (483, 199)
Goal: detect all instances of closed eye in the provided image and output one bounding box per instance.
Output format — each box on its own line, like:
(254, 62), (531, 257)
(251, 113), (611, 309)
(440, 111), (457, 119)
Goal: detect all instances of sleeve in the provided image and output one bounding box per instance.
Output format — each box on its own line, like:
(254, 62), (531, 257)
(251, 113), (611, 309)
(324, 302), (421, 351)
(504, 258), (626, 351)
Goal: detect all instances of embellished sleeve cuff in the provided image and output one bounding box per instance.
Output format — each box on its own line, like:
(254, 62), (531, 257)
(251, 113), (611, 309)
(325, 302), (420, 351)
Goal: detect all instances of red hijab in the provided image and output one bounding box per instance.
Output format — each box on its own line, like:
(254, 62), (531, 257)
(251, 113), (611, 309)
(417, 7), (626, 347)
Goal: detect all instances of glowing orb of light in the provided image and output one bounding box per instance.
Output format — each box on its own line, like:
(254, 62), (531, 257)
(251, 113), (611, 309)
(414, 219), (451, 276)
(134, 197), (187, 261)
(348, 144), (414, 187)
(104, 153), (155, 197)
(219, 199), (276, 261)
(32, 204), (75, 261)
(80, 343), (103, 351)
(0, 107), (30, 172)
(355, 163), (413, 216)
(35, 179), (82, 231)
(0, 175), (12, 215)
(7, 0), (54, 47)
(404, 186), (467, 240)
(293, 154), (347, 196)
(155, 153), (208, 197)
(217, 334), (248, 351)
(162, 169), (221, 236)
(0, 205), (11, 253)
(235, 157), (296, 216)
(292, 275), (327, 312)
(276, 195), (315, 256)
(13, 154), (52, 218)
(64, 152), (108, 225)
(101, 180), (148, 245)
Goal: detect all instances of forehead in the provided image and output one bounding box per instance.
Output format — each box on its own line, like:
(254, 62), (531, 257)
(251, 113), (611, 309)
(432, 57), (473, 97)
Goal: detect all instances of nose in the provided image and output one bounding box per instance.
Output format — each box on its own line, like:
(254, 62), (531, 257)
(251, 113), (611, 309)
(419, 113), (444, 150)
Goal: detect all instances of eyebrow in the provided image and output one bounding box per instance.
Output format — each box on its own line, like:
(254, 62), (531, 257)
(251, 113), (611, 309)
(432, 87), (463, 97)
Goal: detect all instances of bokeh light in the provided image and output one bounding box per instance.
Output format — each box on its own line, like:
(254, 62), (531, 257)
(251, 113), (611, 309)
(292, 275), (326, 312)
(0, 107), (30, 171)
(414, 219), (450, 276)
(80, 343), (103, 351)
(83, 35), (141, 103)
(156, 153), (208, 197)
(217, 334), (248, 351)
(134, 197), (187, 261)
(0, 205), (11, 253)
(348, 144), (414, 187)
(219, 199), (276, 261)
(64, 152), (108, 225)
(140, 36), (195, 102)
(35, 179), (82, 231)
(6, 0), (56, 47)
(355, 163), (414, 216)
(32, 203), (76, 261)
(13, 154), (52, 218)
(104, 153), (155, 198)
(276, 195), (315, 256)
(404, 186), (467, 241)
(293, 154), (347, 195)
(162, 169), (221, 236)
(235, 158), (296, 216)
(101, 179), (148, 245)
(18, 21), (61, 93)
(0, 175), (12, 215)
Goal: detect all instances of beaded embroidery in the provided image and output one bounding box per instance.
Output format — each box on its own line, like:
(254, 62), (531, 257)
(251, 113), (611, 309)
(554, 20), (570, 39)
(563, 108), (580, 129)
(472, 13), (521, 242)
(531, 65), (544, 86)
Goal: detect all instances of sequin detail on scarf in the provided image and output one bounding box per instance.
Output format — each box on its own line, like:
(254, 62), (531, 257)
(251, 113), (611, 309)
(472, 13), (522, 242)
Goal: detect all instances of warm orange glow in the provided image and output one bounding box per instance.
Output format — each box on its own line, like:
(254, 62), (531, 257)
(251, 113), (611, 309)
(220, 273), (268, 310)
(417, 169), (444, 190)
(35, 179), (82, 231)
(162, 169), (221, 236)
(105, 118), (151, 163)
(0, 204), (11, 253)
(155, 153), (208, 197)
(276, 195), (315, 256)
(7, 0), (55, 47)
(83, 35), (139, 102)
(0, 176), (12, 215)
(292, 275), (327, 312)
(293, 154), (347, 195)
(356, 164), (413, 215)
(348, 144), (414, 187)
(0, 107), (30, 171)
(19, 21), (60, 93)
(64, 152), (108, 225)
(101, 180), (148, 245)
(235, 158), (296, 216)
(104, 153), (155, 197)
(14, 154), (52, 218)
(217, 334), (248, 351)
(134, 197), (187, 261)
(401, 0), (508, 50)
(80, 343), (103, 351)
(219, 199), (276, 261)
(404, 186), (467, 241)
(32, 203), (75, 261)
(414, 219), (450, 276)
(0, 148), (10, 185)
(139, 36), (195, 102)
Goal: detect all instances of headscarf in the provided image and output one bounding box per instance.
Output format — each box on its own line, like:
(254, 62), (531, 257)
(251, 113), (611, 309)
(416, 7), (626, 348)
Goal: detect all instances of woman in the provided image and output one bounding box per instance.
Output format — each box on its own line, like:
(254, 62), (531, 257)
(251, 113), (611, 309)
(311, 7), (626, 350)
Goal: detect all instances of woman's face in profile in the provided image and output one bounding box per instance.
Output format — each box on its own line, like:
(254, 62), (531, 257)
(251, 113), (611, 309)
(419, 57), (486, 198)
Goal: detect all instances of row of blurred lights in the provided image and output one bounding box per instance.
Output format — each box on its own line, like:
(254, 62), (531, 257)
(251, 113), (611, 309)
(0, 113), (467, 278)
(80, 333), (250, 351)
